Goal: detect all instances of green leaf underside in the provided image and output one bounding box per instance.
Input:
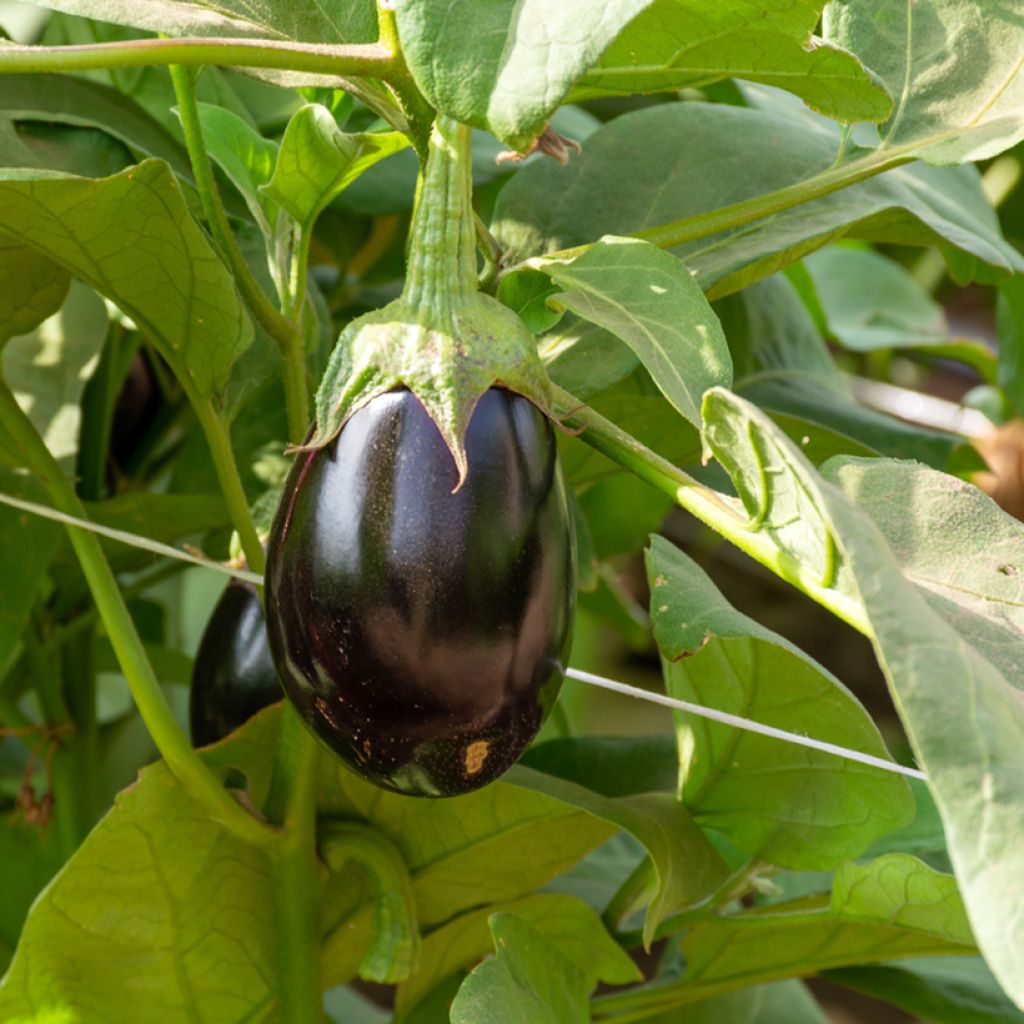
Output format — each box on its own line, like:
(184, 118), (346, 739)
(539, 236), (732, 428)
(493, 102), (1022, 299)
(700, 388), (1024, 1008)
(397, 893), (640, 1015)
(0, 159), (253, 403)
(825, 0), (1024, 163)
(647, 537), (913, 869)
(395, 0), (653, 150)
(575, 0), (892, 124)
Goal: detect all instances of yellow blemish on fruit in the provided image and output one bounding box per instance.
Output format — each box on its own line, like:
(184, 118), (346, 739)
(464, 740), (490, 775)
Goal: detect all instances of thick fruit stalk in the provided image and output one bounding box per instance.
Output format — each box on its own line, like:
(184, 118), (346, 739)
(305, 115), (552, 486)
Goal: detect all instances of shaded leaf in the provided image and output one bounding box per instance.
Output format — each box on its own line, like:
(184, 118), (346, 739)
(0, 233), (69, 344)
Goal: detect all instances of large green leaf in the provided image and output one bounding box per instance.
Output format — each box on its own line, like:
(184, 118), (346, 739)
(593, 855), (975, 1017)
(0, 233), (68, 344)
(574, 0), (892, 124)
(647, 536), (913, 869)
(699, 389), (1024, 1007)
(536, 236), (731, 428)
(825, 0), (1024, 163)
(396, 893), (640, 1016)
(395, 0), (653, 150)
(493, 101), (1022, 297)
(0, 159), (254, 405)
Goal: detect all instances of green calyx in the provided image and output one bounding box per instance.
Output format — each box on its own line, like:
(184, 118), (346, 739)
(307, 115), (552, 487)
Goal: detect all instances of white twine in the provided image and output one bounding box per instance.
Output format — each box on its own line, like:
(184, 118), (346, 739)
(0, 490), (925, 782)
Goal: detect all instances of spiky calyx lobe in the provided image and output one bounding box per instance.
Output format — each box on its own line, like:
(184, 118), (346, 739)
(307, 116), (552, 487)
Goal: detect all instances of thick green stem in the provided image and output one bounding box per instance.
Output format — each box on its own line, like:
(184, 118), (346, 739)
(404, 116), (478, 311)
(511, 147), (919, 276)
(191, 398), (265, 574)
(552, 387), (869, 634)
(0, 37), (393, 77)
(266, 706), (324, 1022)
(61, 626), (100, 833)
(0, 377), (274, 849)
(169, 63), (310, 435)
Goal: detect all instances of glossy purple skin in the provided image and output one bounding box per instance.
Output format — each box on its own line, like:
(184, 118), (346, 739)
(190, 579), (282, 747)
(265, 388), (575, 797)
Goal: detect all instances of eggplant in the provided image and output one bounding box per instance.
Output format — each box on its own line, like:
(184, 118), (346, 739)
(265, 387), (575, 797)
(190, 579), (282, 746)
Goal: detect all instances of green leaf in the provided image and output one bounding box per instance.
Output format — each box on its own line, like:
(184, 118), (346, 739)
(193, 101), (279, 235)
(647, 536), (914, 868)
(508, 749), (731, 947)
(449, 913), (590, 1024)
(538, 236), (731, 428)
(493, 101), (1022, 297)
(263, 105), (408, 230)
(997, 276), (1024, 417)
(826, 957), (1024, 1024)
(598, 855), (974, 1016)
(0, 822), (63, 975)
(397, 893), (640, 1016)
(574, 0), (892, 124)
(700, 389), (1024, 1007)
(540, 320), (637, 400)
(0, 116), (132, 177)
(0, 233), (69, 344)
(0, 73), (192, 181)
(636, 980), (830, 1024)
(825, 0), (1024, 163)
(803, 246), (996, 377)
(2, 281), (109, 470)
(395, 0), (653, 150)
(0, 159), (254, 404)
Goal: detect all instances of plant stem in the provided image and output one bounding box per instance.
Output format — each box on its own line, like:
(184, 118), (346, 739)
(168, 62), (310, 437)
(0, 376), (274, 850)
(191, 397), (266, 574)
(0, 38), (393, 77)
(61, 625), (100, 833)
(510, 147), (919, 277)
(551, 386), (870, 635)
(266, 706), (325, 1022)
(375, 0), (433, 158)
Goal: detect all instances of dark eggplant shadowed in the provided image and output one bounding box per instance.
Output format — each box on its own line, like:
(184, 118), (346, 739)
(265, 387), (576, 796)
(190, 579), (282, 747)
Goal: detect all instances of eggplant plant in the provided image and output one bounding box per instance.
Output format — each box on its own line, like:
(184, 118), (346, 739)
(0, 1), (1023, 1021)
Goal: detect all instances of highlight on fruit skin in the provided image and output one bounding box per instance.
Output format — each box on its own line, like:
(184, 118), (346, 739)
(190, 578), (282, 747)
(265, 387), (576, 797)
